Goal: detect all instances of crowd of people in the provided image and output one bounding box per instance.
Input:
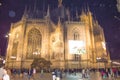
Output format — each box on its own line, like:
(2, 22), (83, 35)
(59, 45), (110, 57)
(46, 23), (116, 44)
(0, 61), (120, 80)
(99, 68), (120, 79)
(51, 68), (120, 80)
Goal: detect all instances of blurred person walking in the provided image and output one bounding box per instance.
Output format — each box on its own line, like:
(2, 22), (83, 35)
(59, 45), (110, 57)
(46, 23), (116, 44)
(0, 63), (5, 80)
(52, 70), (56, 80)
(3, 69), (10, 80)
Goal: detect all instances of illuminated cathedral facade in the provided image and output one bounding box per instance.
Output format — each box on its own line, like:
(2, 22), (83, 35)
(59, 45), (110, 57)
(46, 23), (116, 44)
(5, 0), (111, 69)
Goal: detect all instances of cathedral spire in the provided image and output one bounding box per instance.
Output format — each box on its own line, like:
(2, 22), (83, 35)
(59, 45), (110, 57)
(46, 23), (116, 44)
(58, 0), (63, 7)
(75, 7), (79, 20)
(45, 5), (50, 20)
(22, 5), (28, 20)
(86, 3), (90, 15)
(66, 8), (70, 22)
(58, 17), (61, 28)
(46, 5), (50, 18)
(86, 5), (93, 27)
(81, 7), (86, 15)
(93, 16), (99, 26)
(80, 7), (86, 22)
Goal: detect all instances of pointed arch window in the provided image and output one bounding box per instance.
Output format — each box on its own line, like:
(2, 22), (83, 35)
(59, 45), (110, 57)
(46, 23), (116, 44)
(73, 32), (79, 40)
(26, 28), (42, 59)
(11, 33), (19, 59)
(11, 41), (18, 58)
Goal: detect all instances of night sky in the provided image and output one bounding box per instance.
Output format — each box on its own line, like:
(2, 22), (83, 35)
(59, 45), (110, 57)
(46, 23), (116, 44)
(0, 0), (120, 59)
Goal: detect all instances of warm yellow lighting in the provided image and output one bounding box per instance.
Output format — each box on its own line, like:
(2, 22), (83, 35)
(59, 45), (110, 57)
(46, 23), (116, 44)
(69, 40), (85, 54)
(15, 33), (19, 39)
(5, 33), (11, 38)
(102, 42), (106, 50)
(33, 51), (40, 55)
(51, 22), (64, 54)
(10, 56), (16, 59)
(96, 57), (101, 60)
(8, 33), (11, 36)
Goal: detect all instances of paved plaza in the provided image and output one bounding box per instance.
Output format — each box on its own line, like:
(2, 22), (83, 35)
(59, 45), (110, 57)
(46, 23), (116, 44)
(10, 72), (120, 80)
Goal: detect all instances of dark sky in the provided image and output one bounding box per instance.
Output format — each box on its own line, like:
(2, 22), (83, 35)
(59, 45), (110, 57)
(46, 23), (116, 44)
(0, 0), (120, 59)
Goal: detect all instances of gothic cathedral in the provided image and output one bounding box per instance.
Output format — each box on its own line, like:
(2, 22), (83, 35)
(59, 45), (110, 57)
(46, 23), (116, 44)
(5, 0), (111, 69)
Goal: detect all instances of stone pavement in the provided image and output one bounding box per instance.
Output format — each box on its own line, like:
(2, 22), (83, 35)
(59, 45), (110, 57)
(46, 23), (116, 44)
(10, 72), (120, 80)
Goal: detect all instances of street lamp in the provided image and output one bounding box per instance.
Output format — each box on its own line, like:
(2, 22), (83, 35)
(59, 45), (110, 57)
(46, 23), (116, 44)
(10, 56), (16, 68)
(96, 57), (101, 69)
(96, 57), (107, 68)
(5, 33), (11, 38)
(5, 33), (11, 55)
(33, 50), (41, 58)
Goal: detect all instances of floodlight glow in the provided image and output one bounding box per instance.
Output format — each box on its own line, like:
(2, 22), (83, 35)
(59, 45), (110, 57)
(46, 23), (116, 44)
(69, 40), (86, 54)
(102, 42), (106, 50)
(10, 56), (16, 59)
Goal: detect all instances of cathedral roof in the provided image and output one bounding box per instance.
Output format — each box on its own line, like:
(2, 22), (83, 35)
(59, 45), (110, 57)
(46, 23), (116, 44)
(21, 0), (68, 23)
(21, 0), (96, 25)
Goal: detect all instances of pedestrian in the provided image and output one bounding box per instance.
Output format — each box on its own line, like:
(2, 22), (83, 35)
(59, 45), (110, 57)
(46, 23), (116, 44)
(17, 69), (21, 78)
(28, 68), (33, 80)
(86, 68), (90, 78)
(40, 69), (44, 78)
(23, 69), (28, 80)
(0, 63), (5, 80)
(6, 68), (11, 79)
(32, 68), (36, 80)
(82, 68), (85, 78)
(3, 69), (10, 80)
(52, 70), (56, 80)
(56, 70), (62, 80)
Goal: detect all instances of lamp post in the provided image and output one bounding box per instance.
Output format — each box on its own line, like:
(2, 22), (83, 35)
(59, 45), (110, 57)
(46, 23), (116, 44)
(77, 48), (86, 69)
(5, 33), (11, 68)
(96, 57), (101, 69)
(5, 33), (11, 56)
(20, 54), (23, 70)
(10, 56), (16, 68)
(76, 49), (82, 69)
(79, 54), (81, 69)
(96, 57), (107, 69)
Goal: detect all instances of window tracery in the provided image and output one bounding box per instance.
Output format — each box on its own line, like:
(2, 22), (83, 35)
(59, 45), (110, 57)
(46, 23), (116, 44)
(73, 32), (79, 40)
(11, 42), (18, 58)
(26, 28), (42, 59)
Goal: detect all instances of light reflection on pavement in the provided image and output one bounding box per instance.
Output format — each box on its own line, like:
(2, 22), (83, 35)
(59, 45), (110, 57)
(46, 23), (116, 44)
(10, 71), (120, 80)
